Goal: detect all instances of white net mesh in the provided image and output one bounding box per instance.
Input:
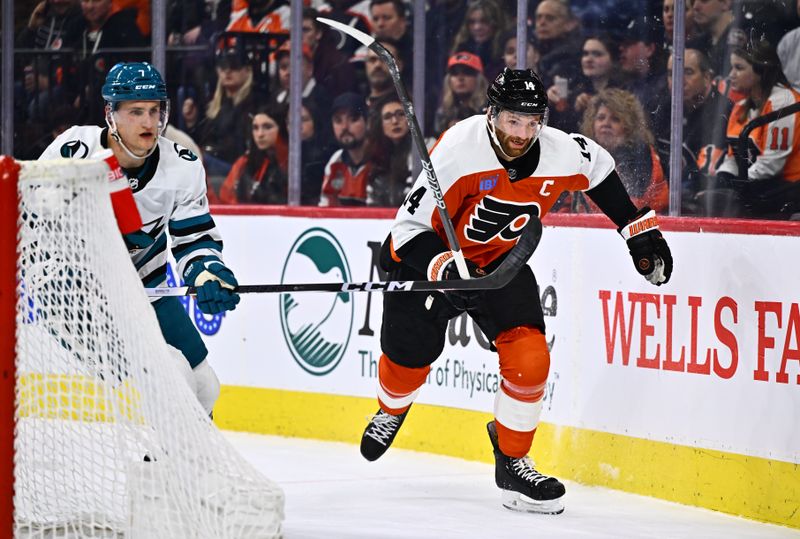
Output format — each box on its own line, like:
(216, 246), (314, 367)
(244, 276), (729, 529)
(13, 159), (284, 538)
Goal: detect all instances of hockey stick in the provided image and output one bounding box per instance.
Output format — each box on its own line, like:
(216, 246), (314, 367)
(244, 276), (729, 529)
(145, 217), (541, 297)
(316, 16), (471, 279)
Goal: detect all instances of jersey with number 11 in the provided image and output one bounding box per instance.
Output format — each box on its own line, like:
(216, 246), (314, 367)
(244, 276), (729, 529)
(391, 114), (616, 268)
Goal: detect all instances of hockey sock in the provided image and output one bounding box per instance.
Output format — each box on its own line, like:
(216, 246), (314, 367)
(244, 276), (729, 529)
(494, 325), (550, 458)
(376, 354), (430, 415)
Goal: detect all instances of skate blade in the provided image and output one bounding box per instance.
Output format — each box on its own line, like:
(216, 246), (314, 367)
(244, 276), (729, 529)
(501, 490), (565, 515)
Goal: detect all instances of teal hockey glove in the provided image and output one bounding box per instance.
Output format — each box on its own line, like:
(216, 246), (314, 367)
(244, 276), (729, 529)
(184, 256), (241, 314)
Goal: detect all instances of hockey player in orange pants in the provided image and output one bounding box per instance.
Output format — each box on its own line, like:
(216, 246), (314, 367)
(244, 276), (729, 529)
(360, 68), (673, 515)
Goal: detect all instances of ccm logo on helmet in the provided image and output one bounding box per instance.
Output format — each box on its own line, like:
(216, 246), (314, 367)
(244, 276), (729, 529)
(134, 84), (156, 90)
(520, 102), (539, 107)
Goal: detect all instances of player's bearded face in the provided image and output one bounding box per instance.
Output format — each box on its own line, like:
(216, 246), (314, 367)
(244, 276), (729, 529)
(113, 100), (163, 156)
(492, 110), (545, 158)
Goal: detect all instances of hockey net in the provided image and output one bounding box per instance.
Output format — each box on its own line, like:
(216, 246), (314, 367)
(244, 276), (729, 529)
(0, 157), (284, 538)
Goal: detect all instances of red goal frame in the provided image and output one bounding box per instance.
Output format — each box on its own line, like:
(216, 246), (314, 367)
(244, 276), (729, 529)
(0, 156), (19, 538)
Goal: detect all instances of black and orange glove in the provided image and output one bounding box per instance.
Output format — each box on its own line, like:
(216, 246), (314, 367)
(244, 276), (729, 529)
(618, 207), (673, 286)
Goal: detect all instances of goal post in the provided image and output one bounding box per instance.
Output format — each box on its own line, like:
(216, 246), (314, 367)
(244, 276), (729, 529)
(0, 156), (20, 539)
(1, 157), (284, 538)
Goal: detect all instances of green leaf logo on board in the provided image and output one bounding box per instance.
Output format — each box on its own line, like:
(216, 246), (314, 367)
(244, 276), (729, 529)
(279, 228), (353, 375)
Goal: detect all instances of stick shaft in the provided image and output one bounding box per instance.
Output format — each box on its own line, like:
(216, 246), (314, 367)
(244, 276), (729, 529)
(146, 218), (542, 297)
(316, 17), (470, 279)
(370, 42), (469, 277)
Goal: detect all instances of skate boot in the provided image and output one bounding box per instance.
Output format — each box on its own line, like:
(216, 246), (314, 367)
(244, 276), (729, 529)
(360, 406), (411, 461)
(486, 420), (565, 514)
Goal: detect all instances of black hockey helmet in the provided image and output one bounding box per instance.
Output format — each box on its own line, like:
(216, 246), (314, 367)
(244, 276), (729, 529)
(487, 68), (548, 115)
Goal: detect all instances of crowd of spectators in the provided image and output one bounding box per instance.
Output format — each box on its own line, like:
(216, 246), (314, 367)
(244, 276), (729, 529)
(11, 0), (800, 219)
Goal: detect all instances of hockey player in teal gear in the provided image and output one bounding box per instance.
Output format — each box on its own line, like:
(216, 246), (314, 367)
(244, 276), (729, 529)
(39, 62), (239, 415)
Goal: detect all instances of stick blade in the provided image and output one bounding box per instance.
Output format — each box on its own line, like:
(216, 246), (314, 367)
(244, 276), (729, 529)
(316, 17), (375, 47)
(503, 215), (542, 271)
(404, 216), (543, 293)
(452, 215), (542, 291)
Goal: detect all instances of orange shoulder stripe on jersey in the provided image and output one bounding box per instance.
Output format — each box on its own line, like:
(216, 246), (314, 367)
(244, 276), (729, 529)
(389, 237), (401, 263)
(649, 145), (664, 183)
(428, 124), (457, 156)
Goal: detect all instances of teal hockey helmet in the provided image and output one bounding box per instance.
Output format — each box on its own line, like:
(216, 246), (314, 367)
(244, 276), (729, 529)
(103, 62), (170, 159)
(102, 62), (168, 104)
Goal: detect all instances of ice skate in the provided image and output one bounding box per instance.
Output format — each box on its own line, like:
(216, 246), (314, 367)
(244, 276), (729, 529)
(360, 406), (411, 461)
(486, 420), (565, 514)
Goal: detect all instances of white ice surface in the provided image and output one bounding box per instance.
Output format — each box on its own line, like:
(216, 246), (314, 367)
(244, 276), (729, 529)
(224, 431), (800, 539)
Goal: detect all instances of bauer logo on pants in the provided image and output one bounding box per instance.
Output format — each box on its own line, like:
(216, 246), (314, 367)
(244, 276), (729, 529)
(279, 228), (354, 375)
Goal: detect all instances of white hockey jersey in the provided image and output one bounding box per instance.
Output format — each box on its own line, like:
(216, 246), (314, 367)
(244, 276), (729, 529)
(391, 115), (616, 267)
(39, 126), (225, 291)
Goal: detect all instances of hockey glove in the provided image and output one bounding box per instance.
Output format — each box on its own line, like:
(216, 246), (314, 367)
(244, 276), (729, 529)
(428, 251), (487, 308)
(618, 207), (673, 286)
(184, 256), (241, 314)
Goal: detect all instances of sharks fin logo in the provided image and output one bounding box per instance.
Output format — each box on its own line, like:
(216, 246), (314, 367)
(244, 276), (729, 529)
(60, 140), (89, 158)
(174, 143), (198, 161)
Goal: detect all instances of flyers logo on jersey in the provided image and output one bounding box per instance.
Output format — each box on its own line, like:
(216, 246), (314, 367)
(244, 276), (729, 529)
(465, 196), (540, 243)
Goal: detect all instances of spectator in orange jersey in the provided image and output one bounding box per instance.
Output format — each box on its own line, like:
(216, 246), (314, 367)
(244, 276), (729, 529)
(226, 0), (290, 34)
(580, 88), (668, 213)
(715, 40), (800, 218)
(112, 0), (149, 36)
(320, 92), (371, 206)
(219, 104), (288, 204)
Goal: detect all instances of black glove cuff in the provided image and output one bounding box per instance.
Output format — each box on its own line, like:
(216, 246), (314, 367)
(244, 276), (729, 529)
(392, 230), (450, 276)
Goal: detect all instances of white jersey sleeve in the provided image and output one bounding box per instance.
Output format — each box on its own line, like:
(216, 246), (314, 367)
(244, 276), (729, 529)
(747, 88), (798, 180)
(390, 131), (464, 252)
(38, 128), (74, 160)
(160, 143), (225, 280)
(38, 126), (105, 160)
(567, 132), (616, 191)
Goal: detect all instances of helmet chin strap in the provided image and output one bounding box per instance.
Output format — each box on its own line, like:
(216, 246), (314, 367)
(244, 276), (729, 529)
(105, 107), (162, 161)
(485, 112), (537, 161)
